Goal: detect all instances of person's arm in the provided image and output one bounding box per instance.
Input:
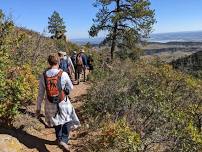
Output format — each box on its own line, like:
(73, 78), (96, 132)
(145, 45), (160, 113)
(36, 75), (45, 116)
(82, 55), (88, 66)
(59, 59), (62, 69)
(68, 57), (75, 73)
(62, 72), (73, 93)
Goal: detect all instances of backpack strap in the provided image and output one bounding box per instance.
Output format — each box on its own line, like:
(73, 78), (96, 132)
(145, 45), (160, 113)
(43, 69), (65, 101)
(57, 70), (65, 102)
(43, 69), (64, 117)
(43, 69), (49, 92)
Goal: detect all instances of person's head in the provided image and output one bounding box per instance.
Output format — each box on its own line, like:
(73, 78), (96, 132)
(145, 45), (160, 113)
(63, 52), (67, 56)
(80, 49), (85, 53)
(64, 55), (67, 60)
(76, 52), (81, 57)
(48, 53), (59, 67)
(63, 51), (68, 60)
(58, 51), (65, 58)
(73, 51), (77, 54)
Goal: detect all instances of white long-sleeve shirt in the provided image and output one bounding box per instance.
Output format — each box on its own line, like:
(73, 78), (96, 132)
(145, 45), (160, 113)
(64, 56), (75, 73)
(37, 68), (80, 127)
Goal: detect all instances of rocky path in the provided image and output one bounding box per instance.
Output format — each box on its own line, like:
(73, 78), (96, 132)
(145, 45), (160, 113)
(0, 81), (90, 152)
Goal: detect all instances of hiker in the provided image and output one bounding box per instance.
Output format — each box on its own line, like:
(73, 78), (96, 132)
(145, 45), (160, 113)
(80, 49), (88, 68)
(75, 52), (83, 84)
(75, 49), (87, 84)
(80, 49), (88, 81)
(71, 51), (77, 81)
(71, 51), (77, 67)
(58, 51), (75, 81)
(58, 51), (68, 73)
(36, 53), (80, 151)
(87, 54), (94, 72)
(64, 52), (75, 81)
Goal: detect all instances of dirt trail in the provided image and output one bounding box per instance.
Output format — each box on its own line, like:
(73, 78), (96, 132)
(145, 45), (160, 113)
(0, 81), (90, 152)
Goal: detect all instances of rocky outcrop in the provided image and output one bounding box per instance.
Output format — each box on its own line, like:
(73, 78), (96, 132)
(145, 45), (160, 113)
(0, 134), (24, 152)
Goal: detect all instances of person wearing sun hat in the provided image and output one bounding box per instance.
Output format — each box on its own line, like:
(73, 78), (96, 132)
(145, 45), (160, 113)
(58, 51), (68, 73)
(75, 49), (88, 84)
(63, 51), (75, 80)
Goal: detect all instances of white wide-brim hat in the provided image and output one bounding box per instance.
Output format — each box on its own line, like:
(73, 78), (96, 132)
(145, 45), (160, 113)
(58, 51), (66, 56)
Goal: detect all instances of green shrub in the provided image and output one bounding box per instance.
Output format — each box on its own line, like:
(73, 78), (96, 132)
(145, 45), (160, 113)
(85, 58), (202, 151)
(0, 11), (38, 125)
(0, 65), (38, 125)
(87, 119), (141, 152)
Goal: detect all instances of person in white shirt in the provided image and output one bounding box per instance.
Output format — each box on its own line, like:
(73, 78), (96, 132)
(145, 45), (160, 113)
(36, 53), (80, 150)
(63, 52), (75, 80)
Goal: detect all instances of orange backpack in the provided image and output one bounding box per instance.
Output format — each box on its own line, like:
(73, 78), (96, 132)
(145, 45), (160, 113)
(43, 70), (65, 104)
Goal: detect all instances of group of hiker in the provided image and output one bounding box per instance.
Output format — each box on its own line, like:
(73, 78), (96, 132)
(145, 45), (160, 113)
(36, 49), (94, 151)
(58, 49), (94, 85)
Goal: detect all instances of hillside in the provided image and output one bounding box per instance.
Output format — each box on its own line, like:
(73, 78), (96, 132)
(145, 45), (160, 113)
(150, 31), (202, 43)
(142, 41), (202, 62)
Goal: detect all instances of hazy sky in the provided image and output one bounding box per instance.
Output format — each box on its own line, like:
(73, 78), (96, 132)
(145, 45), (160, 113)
(0, 0), (202, 39)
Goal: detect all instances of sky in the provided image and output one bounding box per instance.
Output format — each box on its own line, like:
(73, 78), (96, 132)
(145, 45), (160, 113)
(0, 0), (202, 39)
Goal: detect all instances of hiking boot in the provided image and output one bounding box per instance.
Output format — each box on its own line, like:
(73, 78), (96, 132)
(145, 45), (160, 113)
(59, 141), (70, 151)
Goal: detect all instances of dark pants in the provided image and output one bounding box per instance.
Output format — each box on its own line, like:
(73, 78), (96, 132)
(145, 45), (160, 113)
(76, 65), (86, 82)
(74, 65), (77, 80)
(89, 64), (94, 71)
(54, 122), (71, 143)
(82, 66), (86, 82)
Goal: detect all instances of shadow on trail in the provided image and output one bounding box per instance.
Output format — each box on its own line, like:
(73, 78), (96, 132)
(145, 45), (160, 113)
(19, 108), (50, 128)
(0, 127), (56, 152)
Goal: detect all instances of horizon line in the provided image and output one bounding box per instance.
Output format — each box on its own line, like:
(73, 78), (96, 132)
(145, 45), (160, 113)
(152, 30), (202, 35)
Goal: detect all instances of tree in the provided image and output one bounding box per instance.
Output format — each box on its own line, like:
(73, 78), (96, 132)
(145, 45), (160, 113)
(89, 0), (155, 60)
(48, 11), (66, 39)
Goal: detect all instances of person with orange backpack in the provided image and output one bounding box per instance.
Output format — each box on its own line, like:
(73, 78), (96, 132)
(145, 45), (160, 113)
(36, 53), (80, 151)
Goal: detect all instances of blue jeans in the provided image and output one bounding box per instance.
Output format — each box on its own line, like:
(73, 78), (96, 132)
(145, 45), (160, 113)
(54, 122), (71, 143)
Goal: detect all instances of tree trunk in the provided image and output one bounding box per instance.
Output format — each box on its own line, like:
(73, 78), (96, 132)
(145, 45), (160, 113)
(110, 0), (120, 60)
(110, 22), (117, 60)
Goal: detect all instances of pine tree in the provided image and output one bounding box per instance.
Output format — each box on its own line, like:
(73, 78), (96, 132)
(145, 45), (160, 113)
(48, 11), (66, 39)
(89, 0), (155, 60)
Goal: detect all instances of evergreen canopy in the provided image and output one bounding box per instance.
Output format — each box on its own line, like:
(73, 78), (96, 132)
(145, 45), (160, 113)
(48, 11), (66, 39)
(89, 0), (155, 59)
